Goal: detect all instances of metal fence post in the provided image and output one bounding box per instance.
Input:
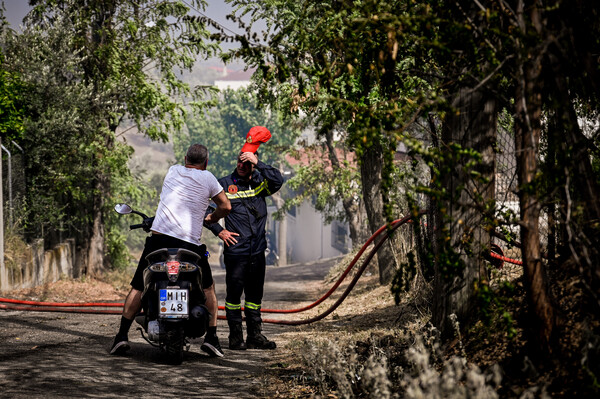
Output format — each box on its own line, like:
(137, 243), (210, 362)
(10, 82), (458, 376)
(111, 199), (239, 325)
(0, 137), (6, 292)
(1, 145), (12, 227)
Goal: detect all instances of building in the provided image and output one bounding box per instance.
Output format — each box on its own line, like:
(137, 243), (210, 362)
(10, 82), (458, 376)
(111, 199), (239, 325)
(214, 68), (254, 90)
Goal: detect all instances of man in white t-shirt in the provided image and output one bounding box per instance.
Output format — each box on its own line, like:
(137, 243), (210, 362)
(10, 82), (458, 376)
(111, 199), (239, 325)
(110, 144), (231, 357)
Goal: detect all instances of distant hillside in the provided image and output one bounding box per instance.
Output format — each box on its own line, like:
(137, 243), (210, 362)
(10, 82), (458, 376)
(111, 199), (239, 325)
(118, 59), (250, 178)
(119, 129), (175, 179)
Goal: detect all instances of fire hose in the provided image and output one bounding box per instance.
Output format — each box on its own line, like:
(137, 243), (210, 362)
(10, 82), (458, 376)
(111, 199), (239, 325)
(0, 215), (409, 322)
(0, 212), (524, 324)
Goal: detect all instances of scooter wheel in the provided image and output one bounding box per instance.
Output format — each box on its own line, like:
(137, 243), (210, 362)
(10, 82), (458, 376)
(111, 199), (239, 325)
(165, 327), (185, 365)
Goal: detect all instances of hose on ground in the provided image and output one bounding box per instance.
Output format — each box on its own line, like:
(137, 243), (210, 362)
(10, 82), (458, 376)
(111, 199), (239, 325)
(0, 210), (525, 324)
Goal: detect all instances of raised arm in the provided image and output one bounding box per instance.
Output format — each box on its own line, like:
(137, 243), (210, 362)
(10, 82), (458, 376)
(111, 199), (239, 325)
(255, 160), (283, 196)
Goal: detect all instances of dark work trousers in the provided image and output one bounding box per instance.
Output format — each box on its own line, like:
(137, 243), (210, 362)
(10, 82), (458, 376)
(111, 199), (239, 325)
(224, 252), (266, 324)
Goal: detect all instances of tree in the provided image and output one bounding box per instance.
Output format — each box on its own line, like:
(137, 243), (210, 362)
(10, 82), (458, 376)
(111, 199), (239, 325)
(0, 49), (25, 291)
(211, 1), (600, 365)
(217, 0), (436, 284)
(174, 88), (299, 179)
(173, 87), (302, 264)
(406, 1), (505, 337)
(0, 52), (23, 141)
(509, 0), (600, 352)
(2, 0), (218, 274)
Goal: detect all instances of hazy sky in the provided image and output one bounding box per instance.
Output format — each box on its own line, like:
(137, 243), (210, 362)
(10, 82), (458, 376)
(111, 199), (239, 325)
(2, 1), (30, 28)
(2, 0), (239, 32)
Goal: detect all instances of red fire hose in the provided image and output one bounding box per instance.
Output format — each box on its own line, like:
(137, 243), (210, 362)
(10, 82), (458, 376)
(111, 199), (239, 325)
(489, 251), (523, 266)
(0, 298), (123, 307)
(262, 212), (414, 325)
(0, 211), (524, 324)
(0, 213), (419, 315)
(0, 304), (123, 314)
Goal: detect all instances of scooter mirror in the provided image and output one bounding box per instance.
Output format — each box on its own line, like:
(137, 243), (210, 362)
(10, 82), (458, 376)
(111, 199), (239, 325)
(114, 203), (133, 215)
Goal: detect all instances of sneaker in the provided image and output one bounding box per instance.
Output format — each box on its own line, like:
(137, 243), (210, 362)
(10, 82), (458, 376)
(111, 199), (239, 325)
(201, 335), (224, 357)
(109, 334), (130, 355)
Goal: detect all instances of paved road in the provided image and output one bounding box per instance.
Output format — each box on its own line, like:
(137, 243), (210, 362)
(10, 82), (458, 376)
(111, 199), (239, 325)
(0, 257), (339, 399)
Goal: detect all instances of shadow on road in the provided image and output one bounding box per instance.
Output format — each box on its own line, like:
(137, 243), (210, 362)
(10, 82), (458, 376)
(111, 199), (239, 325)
(0, 256), (343, 398)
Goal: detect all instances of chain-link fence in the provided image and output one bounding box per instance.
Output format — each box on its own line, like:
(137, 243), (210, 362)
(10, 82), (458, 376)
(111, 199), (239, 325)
(494, 128), (552, 280)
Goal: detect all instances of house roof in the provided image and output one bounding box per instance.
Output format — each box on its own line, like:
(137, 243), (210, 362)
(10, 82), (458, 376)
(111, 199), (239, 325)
(285, 145), (410, 170)
(284, 147), (357, 172)
(217, 68), (255, 82)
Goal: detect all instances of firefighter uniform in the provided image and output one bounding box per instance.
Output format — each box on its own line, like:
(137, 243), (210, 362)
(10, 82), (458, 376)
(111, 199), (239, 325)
(206, 159), (283, 347)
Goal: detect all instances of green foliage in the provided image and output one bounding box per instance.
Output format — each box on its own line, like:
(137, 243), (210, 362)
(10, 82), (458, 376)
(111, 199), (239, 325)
(1, 0), (219, 269)
(391, 250), (418, 302)
(0, 52), (24, 141)
(279, 145), (360, 223)
(222, 0), (435, 182)
(27, 0), (219, 141)
(3, 13), (110, 238)
(474, 279), (518, 339)
(174, 88), (301, 180)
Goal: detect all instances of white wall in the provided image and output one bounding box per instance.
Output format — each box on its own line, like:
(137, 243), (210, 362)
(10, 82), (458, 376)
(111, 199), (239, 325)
(272, 201), (349, 264)
(1, 239), (75, 292)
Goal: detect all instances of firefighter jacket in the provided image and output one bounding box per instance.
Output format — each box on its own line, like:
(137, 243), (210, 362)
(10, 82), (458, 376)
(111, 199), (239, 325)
(205, 161), (283, 256)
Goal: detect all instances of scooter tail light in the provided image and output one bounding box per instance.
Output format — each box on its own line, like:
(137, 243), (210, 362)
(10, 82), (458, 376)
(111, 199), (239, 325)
(166, 261), (180, 282)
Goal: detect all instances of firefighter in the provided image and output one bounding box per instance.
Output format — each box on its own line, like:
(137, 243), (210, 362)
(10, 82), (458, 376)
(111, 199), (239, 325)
(205, 126), (283, 350)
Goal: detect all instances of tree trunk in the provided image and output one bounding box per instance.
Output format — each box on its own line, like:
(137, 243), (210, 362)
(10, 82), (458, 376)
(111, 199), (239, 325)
(342, 196), (368, 247)
(433, 88), (497, 336)
(548, 54), (600, 304)
(549, 59), (600, 223)
(514, 20), (556, 352)
(86, 206), (106, 277)
(360, 141), (399, 284)
(82, 169), (108, 277)
(323, 129), (368, 247)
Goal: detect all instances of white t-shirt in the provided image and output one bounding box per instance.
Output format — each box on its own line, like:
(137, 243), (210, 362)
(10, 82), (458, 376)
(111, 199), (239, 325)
(151, 165), (223, 246)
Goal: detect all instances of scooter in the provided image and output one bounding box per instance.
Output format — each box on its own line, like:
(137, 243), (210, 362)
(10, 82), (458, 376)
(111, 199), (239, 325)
(114, 203), (210, 364)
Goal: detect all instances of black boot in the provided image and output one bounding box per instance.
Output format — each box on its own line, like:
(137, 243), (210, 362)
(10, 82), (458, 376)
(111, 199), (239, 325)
(246, 321), (276, 349)
(228, 322), (247, 350)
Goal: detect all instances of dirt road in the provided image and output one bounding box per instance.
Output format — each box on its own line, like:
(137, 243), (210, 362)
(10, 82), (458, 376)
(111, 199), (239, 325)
(0, 258), (339, 399)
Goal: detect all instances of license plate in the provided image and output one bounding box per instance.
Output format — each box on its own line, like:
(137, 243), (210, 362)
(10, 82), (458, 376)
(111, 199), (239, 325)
(159, 288), (189, 318)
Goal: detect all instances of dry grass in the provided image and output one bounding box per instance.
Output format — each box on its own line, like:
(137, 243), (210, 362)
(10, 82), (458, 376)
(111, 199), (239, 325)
(250, 255), (502, 399)
(252, 268), (504, 398)
(252, 255), (599, 399)
(6, 272), (129, 303)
